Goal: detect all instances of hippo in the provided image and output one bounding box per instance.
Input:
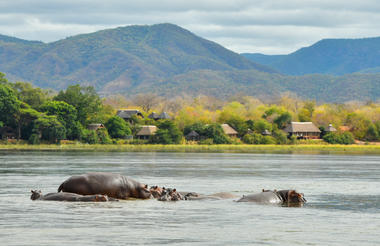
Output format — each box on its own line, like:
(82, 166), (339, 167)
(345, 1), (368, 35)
(184, 192), (238, 201)
(237, 189), (306, 206)
(58, 172), (153, 199)
(30, 190), (116, 202)
(157, 188), (184, 201)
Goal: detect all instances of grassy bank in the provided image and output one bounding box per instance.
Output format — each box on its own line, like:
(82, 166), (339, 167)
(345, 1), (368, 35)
(1, 143), (380, 155)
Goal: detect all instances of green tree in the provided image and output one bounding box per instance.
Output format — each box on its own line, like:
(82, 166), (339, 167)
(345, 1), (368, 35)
(226, 117), (248, 137)
(323, 132), (355, 144)
(12, 82), (50, 109)
(40, 100), (80, 140)
(54, 85), (103, 126)
(0, 72), (9, 84)
(365, 123), (379, 141)
(151, 120), (182, 144)
(33, 115), (66, 144)
(0, 84), (21, 127)
(273, 112), (292, 129)
(203, 123), (231, 144)
(105, 116), (131, 139)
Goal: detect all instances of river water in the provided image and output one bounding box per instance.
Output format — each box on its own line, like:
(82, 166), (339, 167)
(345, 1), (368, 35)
(0, 151), (379, 245)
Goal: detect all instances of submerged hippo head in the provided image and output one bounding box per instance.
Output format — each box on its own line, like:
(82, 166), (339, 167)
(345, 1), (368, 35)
(139, 184), (153, 199)
(94, 194), (109, 202)
(287, 190), (306, 204)
(30, 190), (42, 200)
(150, 186), (164, 198)
(157, 188), (183, 201)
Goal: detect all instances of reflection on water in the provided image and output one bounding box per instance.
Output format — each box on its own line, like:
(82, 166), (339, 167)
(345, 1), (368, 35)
(0, 151), (380, 245)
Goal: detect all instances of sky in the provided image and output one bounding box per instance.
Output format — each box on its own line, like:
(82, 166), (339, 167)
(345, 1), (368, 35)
(1, 0), (380, 54)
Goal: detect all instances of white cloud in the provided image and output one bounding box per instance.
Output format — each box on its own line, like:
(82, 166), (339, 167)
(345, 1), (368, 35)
(1, 0), (380, 54)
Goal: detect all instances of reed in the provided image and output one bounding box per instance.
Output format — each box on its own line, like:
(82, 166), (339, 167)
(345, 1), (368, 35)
(1, 143), (380, 155)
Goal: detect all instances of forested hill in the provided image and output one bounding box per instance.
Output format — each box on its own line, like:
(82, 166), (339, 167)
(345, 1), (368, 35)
(0, 23), (274, 91)
(242, 37), (380, 75)
(1, 24), (380, 102)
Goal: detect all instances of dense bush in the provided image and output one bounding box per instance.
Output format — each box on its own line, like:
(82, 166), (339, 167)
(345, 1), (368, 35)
(242, 133), (276, 144)
(151, 120), (182, 144)
(105, 116), (131, 139)
(323, 132), (355, 144)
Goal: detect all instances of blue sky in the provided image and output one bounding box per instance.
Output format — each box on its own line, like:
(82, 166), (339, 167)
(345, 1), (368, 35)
(1, 0), (380, 54)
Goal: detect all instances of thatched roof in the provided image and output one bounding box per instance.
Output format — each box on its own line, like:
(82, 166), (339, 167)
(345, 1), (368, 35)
(326, 124), (337, 132)
(284, 122), (321, 133)
(186, 130), (200, 137)
(87, 123), (105, 130)
(158, 112), (171, 119)
(117, 109), (143, 119)
(136, 125), (157, 136)
(148, 112), (160, 120)
(221, 124), (238, 135)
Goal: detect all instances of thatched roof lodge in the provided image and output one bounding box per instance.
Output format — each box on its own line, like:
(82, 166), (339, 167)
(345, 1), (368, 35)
(186, 130), (200, 141)
(117, 109), (144, 122)
(87, 123), (105, 131)
(284, 122), (321, 139)
(221, 124), (238, 137)
(148, 112), (171, 120)
(136, 125), (157, 140)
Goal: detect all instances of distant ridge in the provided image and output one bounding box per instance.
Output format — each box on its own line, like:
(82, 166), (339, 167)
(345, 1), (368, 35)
(242, 37), (380, 75)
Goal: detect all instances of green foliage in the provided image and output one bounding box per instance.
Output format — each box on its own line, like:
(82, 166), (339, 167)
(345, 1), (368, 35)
(0, 84), (21, 126)
(242, 133), (276, 144)
(151, 120), (182, 144)
(272, 129), (288, 144)
(323, 132), (355, 145)
(226, 118), (248, 137)
(0, 72), (8, 84)
(365, 123), (379, 141)
(54, 85), (103, 126)
(33, 115), (66, 144)
(12, 82), (50, 109)
(96, 128), (112, 144)
(105, 116), (131, 139)
(273, 112), (292, 129)
(40, 100), (80, 140)
(28, 133), (40, 145)
(184, 122), (206, 136)
(198, 138), (214, 145)
(203, 124), (231, 144)
(252, 119), (272, 133)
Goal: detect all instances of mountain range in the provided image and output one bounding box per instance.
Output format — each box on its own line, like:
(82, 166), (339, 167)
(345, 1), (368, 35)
(1, 23), (380, 102)
(241, 37), (380, 75)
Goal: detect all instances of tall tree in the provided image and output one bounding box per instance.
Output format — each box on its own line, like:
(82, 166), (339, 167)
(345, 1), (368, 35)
(0, 84), (21, 128)
(54, 85), (103, 126)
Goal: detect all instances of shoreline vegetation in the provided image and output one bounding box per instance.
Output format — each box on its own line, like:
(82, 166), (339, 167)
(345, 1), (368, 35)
(1, 143), (380, 155)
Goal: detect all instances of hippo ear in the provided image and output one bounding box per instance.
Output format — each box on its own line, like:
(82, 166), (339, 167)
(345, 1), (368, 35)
(262, 189), (264, 192)
(144, 184), (148, 188)
(162, 187), (166, 190)
(173, 189), (176, 192)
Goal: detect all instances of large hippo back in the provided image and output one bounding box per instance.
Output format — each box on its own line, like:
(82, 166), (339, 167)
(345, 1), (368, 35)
(237, 191), (283, 203)
(58, 172), (152, 199)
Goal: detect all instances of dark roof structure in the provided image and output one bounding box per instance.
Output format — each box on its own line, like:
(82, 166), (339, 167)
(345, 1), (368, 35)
(87, 123), (105, 131)
(117, 109), (143, 119)
(283, 122), (321, 133)
(326, 124), (337, 132)
(148, 112), (160, 120)
(186, 130), (199, 137)
(158, 112), (171, 120)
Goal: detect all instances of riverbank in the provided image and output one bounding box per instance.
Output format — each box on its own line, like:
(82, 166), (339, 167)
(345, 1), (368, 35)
(1, 143), (380, 154)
